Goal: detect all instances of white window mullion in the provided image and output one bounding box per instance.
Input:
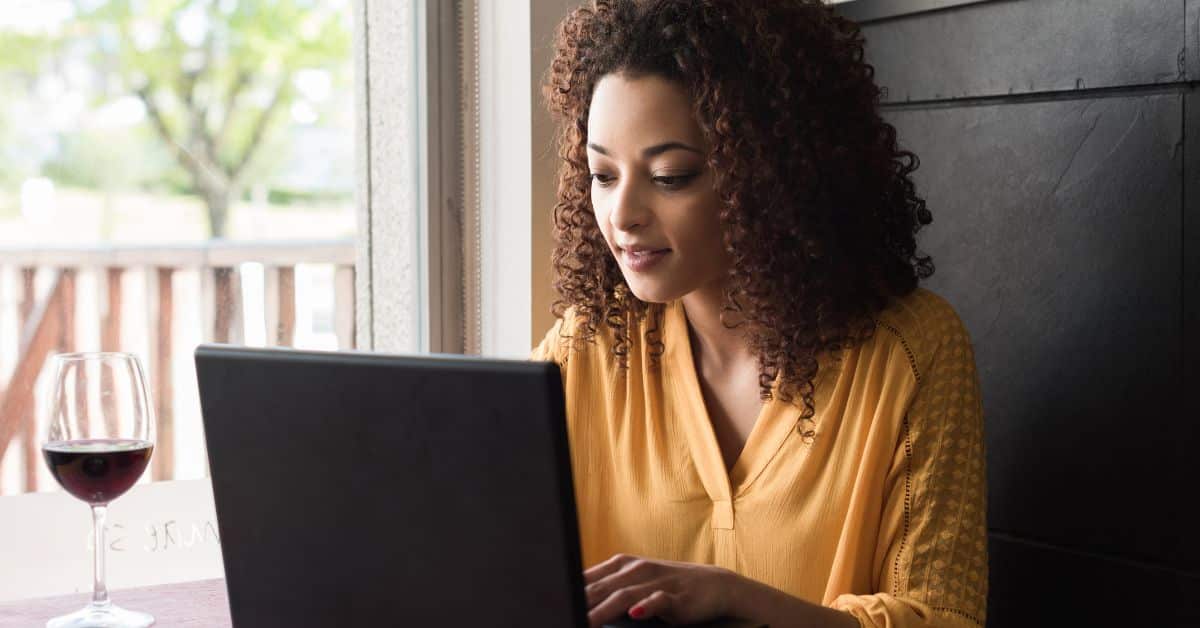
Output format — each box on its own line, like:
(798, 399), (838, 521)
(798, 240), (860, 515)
(477, 0), (532, 358)
(356, 0), (424, 354)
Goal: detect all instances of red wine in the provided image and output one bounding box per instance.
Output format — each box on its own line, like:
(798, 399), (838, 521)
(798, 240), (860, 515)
(43, 439), (154, 505)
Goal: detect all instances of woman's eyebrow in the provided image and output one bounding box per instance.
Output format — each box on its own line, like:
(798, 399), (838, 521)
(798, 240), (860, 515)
(586, 141), (703, 158)
(642, 141), (702, 158)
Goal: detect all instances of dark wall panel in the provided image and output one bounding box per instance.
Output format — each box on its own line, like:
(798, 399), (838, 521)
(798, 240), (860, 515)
(861, 0), (1185, 103)
(884, 94), (1191, 569)
(1186, 89), (1200, 480)
(1189, 0), (1199, 81)
(988, 534), (1200, 627)
(836, 0), (991, 23)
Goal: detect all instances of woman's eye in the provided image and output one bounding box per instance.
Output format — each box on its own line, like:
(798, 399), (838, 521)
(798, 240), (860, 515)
(653, 173), (697, 190)
(590, 173), (616, 187)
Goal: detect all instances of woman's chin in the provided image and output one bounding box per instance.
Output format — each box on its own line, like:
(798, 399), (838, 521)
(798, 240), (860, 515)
(624, 279), (685, 304)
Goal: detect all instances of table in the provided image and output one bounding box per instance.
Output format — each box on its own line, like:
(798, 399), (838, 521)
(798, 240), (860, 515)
(0, 581), (767, 627)
(0, 579), (230, 627)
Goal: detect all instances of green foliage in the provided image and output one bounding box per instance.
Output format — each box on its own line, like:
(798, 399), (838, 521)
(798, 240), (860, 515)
(75, 0), (351, 174)
(0, 31), (56, 74)
(0, 99), (19, 188)
(42, 125), (178, 189)
(0, 0), (353, 235)
(264, 186), (352, 207)
(0, 191), (17, 219)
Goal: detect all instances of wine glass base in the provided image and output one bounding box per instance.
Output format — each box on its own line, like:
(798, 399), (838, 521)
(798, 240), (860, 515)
(46, 603), (155, 628)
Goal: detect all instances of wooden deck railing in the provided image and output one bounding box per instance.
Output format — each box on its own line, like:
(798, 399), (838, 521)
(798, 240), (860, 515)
(0, 240), (355, 495)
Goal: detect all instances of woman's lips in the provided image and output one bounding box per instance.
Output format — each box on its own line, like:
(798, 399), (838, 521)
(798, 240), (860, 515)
(620, 248), (670, 272)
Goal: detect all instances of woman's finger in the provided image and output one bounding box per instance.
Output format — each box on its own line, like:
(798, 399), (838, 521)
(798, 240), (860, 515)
(583, 553), (638, 585)
(585, 558), (662, 607)
(628, 590), (675, 622)
(587, 583), (661, 628)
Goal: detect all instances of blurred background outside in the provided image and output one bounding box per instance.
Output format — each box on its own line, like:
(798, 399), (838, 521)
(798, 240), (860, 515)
(0, 0), (357, 495)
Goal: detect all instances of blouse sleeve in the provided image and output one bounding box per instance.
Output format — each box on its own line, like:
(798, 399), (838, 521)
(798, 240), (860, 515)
(832, 312), (989, 628)
(530, 316), (567, 364)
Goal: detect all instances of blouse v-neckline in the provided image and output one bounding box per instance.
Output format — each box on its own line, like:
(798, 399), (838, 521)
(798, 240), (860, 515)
(663, 300), (821, 502)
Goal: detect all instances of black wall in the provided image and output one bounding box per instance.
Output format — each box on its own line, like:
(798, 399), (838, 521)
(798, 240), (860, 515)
(839, 0), (1200, 625)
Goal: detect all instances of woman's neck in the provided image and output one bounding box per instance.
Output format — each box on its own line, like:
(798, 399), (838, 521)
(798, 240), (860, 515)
(679, 281), (754, 370)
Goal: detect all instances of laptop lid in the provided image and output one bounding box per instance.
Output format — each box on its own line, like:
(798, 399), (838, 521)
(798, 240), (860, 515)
(195, 344), (587, 627)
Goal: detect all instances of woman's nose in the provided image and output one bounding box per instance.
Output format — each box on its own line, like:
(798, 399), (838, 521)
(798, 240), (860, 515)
(608, 180), (651, 232)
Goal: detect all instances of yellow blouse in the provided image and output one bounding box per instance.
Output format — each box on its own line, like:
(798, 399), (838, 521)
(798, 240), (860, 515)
(531, 288), (987, 628)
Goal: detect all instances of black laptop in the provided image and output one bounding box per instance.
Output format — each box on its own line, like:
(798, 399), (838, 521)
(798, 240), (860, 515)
(195, 345), (765, 628)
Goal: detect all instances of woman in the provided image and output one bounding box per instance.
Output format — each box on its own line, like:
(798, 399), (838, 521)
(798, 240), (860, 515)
(533, 1), (986, 627)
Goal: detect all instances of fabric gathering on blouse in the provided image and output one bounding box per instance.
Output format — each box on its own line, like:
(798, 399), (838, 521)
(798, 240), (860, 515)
(531, 287), (988, 628)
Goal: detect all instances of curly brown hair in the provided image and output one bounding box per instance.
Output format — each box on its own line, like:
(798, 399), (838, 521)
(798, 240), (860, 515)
(543, 0), (933, 416)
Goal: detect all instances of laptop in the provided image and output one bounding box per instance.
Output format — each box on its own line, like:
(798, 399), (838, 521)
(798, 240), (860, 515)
(195, 344), (765, 628)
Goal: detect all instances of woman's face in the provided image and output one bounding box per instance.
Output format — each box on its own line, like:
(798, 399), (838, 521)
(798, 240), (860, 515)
(586, 72), (728, 304)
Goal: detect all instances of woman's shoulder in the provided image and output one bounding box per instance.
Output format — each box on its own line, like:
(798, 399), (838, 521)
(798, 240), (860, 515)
(530, 304), (663, 367)
(872, 287), (974, 383)
(529, 306), (610, 365)
(531, 310), (577, 365)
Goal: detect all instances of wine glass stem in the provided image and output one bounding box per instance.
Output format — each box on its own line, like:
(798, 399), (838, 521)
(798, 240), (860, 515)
(91, 504), (111, 608)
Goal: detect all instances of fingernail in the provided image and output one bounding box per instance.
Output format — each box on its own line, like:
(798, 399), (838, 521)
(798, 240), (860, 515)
(629, 606), (645, 619)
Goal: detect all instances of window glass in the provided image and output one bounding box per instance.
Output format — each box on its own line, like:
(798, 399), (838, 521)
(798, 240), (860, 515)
(0, 0), (356, 496)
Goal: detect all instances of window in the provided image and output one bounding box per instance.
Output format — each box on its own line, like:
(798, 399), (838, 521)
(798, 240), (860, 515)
(0, 0), (357, 495)
(0, 0), (482, 601)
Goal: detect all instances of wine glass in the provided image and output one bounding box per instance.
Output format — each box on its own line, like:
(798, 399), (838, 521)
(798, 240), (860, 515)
(42, 352), (156, 628)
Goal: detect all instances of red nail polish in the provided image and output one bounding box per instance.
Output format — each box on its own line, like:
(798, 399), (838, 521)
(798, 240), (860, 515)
(630, 606), (645, 619)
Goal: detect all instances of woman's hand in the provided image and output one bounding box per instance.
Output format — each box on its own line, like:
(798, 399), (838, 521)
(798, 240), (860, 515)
(583, 553), (739, 627)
